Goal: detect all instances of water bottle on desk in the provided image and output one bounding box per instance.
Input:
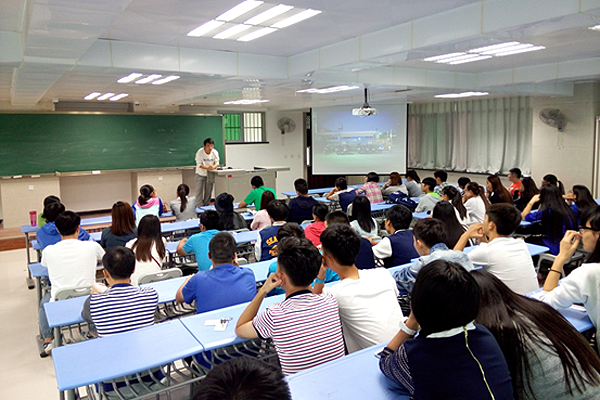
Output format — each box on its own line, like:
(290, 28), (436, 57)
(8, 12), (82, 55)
(29, 211), (37, 227)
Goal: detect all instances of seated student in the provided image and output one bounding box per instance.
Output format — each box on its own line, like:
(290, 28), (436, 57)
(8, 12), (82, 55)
(507, 168), (523, 200)
(238, 176), (276, 209)
(454, 203), (538, 295)
(304, 203), (328, 246)
(126, 215), (167, 285)
(314, 224), (402, 353)
(326, 211), (375, 269)
(215, 192), (246, 231)
(132, 184), (164, 225)
(37, 202), (91, 249)
(100, 201), (137, 250)
(38, 195), (60, 228)
(177, 210), (221, 272)
(170, 183), (197, 221)
(379, 260), (514, 400)
(355, 171), (383, 204)
(393, 218), (473, 295)
(441, 186), (469, 225)
(326, 177), (356, 212)
(542, 173), (566, 195)
(463, 182), (489, 223)
(250, 190), (275, 231)
(39, 211), (104, 357)
(382, 171), (408, 197)
(457, 176), (471, 195)
(414, 177), (440, 213)
(287, 178), (318, 224)
(192, 357), (291, 400)
(176, 232), (256, 314)
(235, 236), (345, 375)
(404, 169), (422, 198)
(254, 200), (289, 262)
(431, 202), (466, 249)
(349, 196), (379, 238)
(565, 184), (597, 222)
(82, 247), (158, 337)
(486, 175), (513, 205)
(473, 270), (600, 400)
(368, 205), (419, 268)
(513, 176), (540, 211)
(433, 169), (450, 197)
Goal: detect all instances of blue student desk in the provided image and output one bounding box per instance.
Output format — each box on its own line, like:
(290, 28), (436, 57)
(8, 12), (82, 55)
(52, 319), (203, 400)
(287, 343), (410, 400)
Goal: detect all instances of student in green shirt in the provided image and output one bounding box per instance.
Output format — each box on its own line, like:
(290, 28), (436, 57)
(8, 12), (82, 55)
(238, 176), (276, 209)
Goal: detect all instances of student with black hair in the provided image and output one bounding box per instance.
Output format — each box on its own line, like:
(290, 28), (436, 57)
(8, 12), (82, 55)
(380, 260), (514, 400)
(487, 175), (513, 205)
(38, 194), (61, 227)
(126, 215), (167, 285)
(565, 184), (597, 221)
(195, 137), (220, 207)
(382, 171), (407, 197)
(414, 177), (440, 213)
(441, 185), (468, 225)
(463, 182), (489, 223)
(513, 177), (540, 211)
(326, 177), (357, 212)
(393, 218), (473, 295)
(325, 211), (375, 269)
(236, 236), (345, 375)
(177, 232), (256, 314)
(100, 201), (137, 250)
(314, 224), (402, 353)
(349, 196), (379, 238)
(455, 204), (538, 295)
(356, 171), (383, 204)
(82, 247), (158, 337)
(369, 205), (419, 268)
(177, 210), (221, 271)
(433, 169), (450, 197)
(170, 183), (197, 221)
(238, 175), (276, 209)
(36, 201), (91, 249)
(250, 190), (276, 231)
(254, 200), (289, 261)
(473, 269), (600, 400)
(457, 177), (471, 194)
(508, 168), (523, 200)
(431, 202), (466, 249)
(404, 169), (422, 198)
(215, 192), (246, 230)
(192, 357), (292, 400)
(542, 173), (566, 195)
(287, 178), (318, 224)
(132, 184), (164, 225)
(304, 203), (328, 246)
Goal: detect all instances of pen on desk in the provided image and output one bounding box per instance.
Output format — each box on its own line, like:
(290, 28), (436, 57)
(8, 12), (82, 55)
(220, 317), (233, 324)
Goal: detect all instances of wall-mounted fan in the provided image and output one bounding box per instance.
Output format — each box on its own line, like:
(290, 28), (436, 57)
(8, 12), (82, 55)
(539, 108), (567, 132)
(277, 117), (296, 134)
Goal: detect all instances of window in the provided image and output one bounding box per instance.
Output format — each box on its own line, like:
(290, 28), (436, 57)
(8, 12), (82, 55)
(222, 112), (266, 143)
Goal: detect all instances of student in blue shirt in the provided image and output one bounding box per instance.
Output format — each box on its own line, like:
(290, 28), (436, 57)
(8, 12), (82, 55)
(254, 200), (289, 261)
(176, 232), (256, 314)
(37, 201), (90, 249)
(176, 210), (221, 271)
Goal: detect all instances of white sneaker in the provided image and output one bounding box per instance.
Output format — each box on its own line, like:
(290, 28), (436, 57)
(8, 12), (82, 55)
(40, 341), (53, 358)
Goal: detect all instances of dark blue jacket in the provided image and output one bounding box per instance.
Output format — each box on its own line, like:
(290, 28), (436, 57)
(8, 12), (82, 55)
(383, 230), (419, 268)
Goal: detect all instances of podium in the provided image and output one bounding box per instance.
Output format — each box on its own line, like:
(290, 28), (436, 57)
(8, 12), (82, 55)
(208, 166), (290, 204)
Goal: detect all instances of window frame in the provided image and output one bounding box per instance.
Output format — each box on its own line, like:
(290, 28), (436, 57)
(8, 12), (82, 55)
(220, 111), (267, 144)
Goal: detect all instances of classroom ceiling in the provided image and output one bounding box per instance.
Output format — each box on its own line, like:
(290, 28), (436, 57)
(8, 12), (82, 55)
(1, 0), (600, 111)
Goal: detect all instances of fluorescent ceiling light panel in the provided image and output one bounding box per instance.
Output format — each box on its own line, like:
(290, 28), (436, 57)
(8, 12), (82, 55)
(423, 52), (466, 62)
(117, 73), (143, 83)
(468, 42), (520, 53)
(152, 75), (180, 85)
(187, 20), (225, 37)
(435, 91), (489, 98)
(216, 0), (264, 22)
(213, 24), (252, 39)
(297, 85), (360, 94)
(271, 9), (321, 28)
(135, 74), (162, 84)
(237, 27), (277, 41)
(84, 92), (101, 100)
(590, 25), (600, 31)
(223, 99), (270, 105)
(245, 4), (294, 25)
(447, 55), (492, 65)
(109, 93), (129, 101)
(478, 43), (533, 55)
(494, 45), (545, 56)
(97, 92), (115, 100)
(435, 53), (481, 63)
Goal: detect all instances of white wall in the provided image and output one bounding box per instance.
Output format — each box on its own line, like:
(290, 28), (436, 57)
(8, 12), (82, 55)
(0, 176), (61, 228)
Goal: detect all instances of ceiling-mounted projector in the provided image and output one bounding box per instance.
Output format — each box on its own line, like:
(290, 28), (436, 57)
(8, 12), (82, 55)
(352, 88), (378, 116)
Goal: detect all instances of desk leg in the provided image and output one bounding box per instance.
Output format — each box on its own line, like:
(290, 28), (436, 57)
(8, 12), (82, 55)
(59, 389), (75, 400)
(25, 233), (34, 289)
(53, 326), (62, 349)
(36, 277), (42, 305)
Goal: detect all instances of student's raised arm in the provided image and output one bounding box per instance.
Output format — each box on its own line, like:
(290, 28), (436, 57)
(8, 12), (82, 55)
(176, 238), (188, 255)
(454, 223), (484, 251)
(543, 230), (581, 292)
(235, 273), (281, 338)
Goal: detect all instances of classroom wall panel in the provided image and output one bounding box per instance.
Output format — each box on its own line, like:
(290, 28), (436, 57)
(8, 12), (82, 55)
(1, 176), (60, 228)
(60, 172), (133, 213)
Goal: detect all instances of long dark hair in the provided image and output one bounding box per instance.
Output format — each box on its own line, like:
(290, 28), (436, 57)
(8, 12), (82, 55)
(111, 201), (136, 236)
(581, 206), (600, 263)
(138, 184), (154, 206)
(177, 183), (189, 213)
(132, 215), (165, 262)
(487, 175), (512, 204)
(405, 169), (421, 183)
(572, 185), (596, 217)
(350, 196), (375, 232)
(442, 186), (467, 220)
(432, 202), (465, 248)
(465, 182), (490, 211)
(543, 174), (565, 195)
(539, 184), (576, 242)
(472, 270), (600, 399)
(260, 190), (275, 211)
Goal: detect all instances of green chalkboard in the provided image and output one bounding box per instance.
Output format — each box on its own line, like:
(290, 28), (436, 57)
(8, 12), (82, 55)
(0, 113), (224, 176)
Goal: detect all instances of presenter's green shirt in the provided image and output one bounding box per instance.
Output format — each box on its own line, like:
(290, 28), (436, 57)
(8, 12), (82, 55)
(244, 186), (276, 209)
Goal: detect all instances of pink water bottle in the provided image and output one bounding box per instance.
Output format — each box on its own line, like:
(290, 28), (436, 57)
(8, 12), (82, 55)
(29, 211), (37, 227)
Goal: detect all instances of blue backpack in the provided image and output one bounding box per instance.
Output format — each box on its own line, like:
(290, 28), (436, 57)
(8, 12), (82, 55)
(388, 190), (417, 211)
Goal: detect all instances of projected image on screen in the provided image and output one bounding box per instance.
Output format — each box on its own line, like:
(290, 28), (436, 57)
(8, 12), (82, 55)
(311, 104), (408, 175)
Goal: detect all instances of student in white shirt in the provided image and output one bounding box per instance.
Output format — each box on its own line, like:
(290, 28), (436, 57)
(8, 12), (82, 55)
(463, 182), (489, 223)
(454, 203), (538, 295)
(195, 137), (220, 207)
(313, 224), (403, 353)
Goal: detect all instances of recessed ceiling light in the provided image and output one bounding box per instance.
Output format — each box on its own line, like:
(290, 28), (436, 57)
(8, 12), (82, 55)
(494, 45), (545, 56)
(97, 92), (116, 101)
(245, 4), (294, 25)
(213, 24), (252, 39)
(270, 9), (321, 29)
(187, 20), (225, 37)
(423, 52), (467, 62)
(424, 41), (545, 64)
(135, 74), (162, 84)
(117, 73), (143, 83)
(237, 27), (277, 41)
(297, 85), (360, 94)
(152, 75), (180, 85)
(84, 92), (101, 100)
(216, 0), (264, 22)
(447, 55), (492, 65)
(223, 99), (270, 105)
(468, 42), (520, 54)
(435, 91), (489, 99)
(109, 93), (129, 101)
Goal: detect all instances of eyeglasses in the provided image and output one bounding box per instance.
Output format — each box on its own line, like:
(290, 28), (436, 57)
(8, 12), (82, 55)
(579, 227), (598, 234)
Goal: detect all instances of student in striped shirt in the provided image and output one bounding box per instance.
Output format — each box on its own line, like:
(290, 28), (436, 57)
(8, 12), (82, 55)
(82, 246), (158, 337)
(235, 237), (345, 375)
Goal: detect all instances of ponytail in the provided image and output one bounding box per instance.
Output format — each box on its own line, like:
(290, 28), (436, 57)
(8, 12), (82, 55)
(177, 183), (190, 213)
(138, 184), (154, 206)
(467, 182), (490, 211)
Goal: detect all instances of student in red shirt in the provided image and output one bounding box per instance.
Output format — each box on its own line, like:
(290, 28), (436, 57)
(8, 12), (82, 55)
(304, 203), (328, 246)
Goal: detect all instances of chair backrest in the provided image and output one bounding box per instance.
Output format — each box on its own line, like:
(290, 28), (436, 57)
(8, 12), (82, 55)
(54, 286), (91, 301)
(231, 228), (249, 233)
(237, 257), (248, 265)
(138, 268), (183, 285)
(339, 191), (357, 213)
(301, 219), (314, 225)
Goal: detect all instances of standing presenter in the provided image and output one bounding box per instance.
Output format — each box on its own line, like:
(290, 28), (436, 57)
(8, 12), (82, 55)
(195, 138), (219, 206)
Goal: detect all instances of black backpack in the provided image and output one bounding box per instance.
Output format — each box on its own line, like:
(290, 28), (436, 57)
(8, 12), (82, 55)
(388, 190), (417, 211)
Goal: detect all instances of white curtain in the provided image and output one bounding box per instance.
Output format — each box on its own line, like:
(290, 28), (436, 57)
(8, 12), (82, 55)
(407, 97), (532, 174)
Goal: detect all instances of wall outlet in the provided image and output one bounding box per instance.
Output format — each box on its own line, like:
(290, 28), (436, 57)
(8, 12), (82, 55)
(28, 185), (34, 191)
(158, 176), (163, 181)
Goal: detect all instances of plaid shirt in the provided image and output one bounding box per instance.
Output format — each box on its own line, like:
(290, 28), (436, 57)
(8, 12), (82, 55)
(356, 182), (383, 203)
